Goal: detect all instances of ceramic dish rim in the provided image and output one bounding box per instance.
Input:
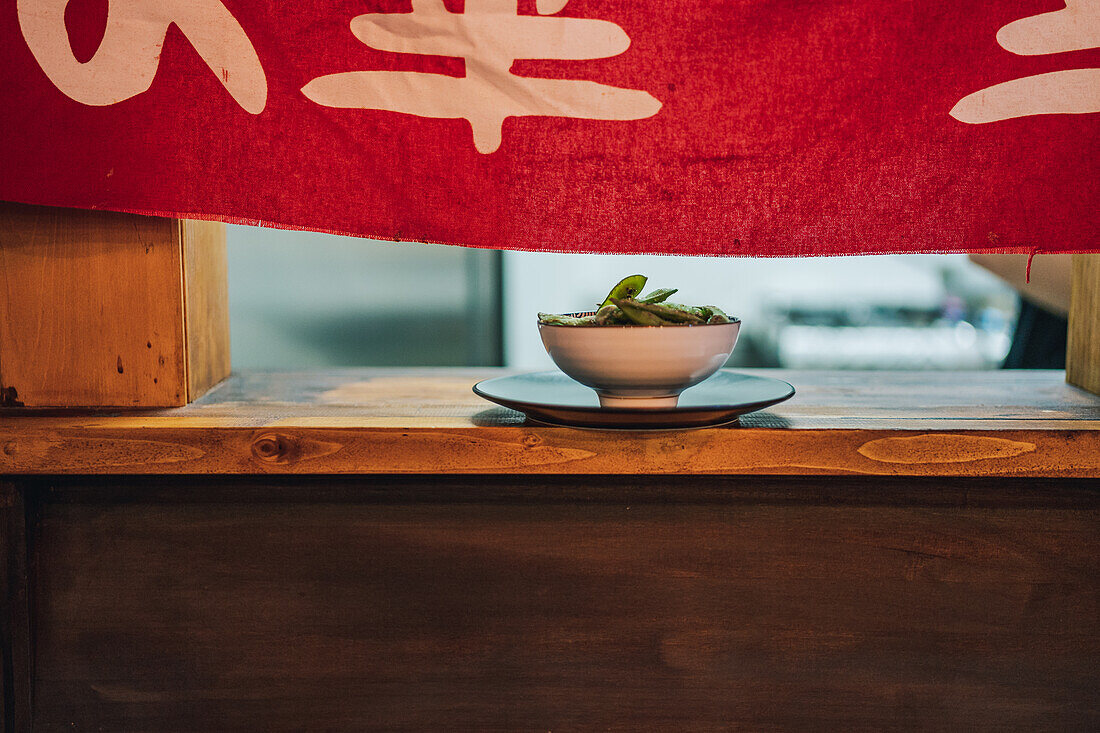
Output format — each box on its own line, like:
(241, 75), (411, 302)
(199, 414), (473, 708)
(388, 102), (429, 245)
(472, 370), (795, 415)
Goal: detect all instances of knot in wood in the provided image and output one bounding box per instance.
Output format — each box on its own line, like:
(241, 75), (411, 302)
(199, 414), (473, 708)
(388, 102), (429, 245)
(521, 434), (543, 448)
(251, 433), (297, 464)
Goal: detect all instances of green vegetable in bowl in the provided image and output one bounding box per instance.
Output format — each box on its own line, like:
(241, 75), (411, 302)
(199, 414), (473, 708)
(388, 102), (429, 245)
(599, 274), (648, 308)
(539, 276), (734, 326)
(639, 288), (677, 304)
(537, 313), (596, 326)
(610, 298), (667, 326)
(609, 298), (697, 324)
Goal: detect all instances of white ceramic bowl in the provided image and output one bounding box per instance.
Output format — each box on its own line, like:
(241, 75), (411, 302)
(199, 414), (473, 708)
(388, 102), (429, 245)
(538, 314), (741, 408)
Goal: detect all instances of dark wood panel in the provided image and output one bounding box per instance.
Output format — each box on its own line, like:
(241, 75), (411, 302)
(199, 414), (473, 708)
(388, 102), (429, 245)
(30, 496), (1100, 730)
(25, 474), (1100, 509)
(0, 487), (8, 733)
(0, 483), (31, 732)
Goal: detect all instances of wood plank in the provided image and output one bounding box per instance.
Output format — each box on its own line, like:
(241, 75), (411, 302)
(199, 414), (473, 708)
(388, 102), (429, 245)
(1, 422), (1099, 477)
(191, 368), (1100, 420)
(0, 202), (187, 407)
(0, 483), (30, 732)
(0, 487), (7, 733)
(180, 220), (230, 401)
(31, 473), (1100, 511)
(191, 368), (1100, 412)
(29, 499), (1100, 730)
(0, 203), (230, 407)
(0, 370), (1096, 476)
(1067, 254), (1100, 395)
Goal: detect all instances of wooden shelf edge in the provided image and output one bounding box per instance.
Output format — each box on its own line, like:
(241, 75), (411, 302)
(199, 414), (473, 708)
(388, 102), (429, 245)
(1, 425), (1098, 477)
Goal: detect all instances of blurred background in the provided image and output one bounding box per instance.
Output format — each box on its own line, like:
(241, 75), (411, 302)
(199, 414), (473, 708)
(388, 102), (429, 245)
(228, 225), (1018, 371)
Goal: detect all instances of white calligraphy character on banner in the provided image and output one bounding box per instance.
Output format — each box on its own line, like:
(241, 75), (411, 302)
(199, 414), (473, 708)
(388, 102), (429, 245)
(301, 0), (662, 153)
(17, 0), (267, 113)
(952, 0), (1100, 123)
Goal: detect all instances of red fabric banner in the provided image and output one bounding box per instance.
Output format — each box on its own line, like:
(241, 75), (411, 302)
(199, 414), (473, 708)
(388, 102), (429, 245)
(2, 0), (1097, 255)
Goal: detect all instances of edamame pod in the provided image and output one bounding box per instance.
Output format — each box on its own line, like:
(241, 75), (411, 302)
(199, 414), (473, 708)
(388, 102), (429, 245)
(599, 274), (648, 308)
(610, 298), (667, 326)
(541, 276), (735, 327)
(639, 288), (677, 304)
(594, 304), (619, 325)
(538, 313), (595, 326)
(703, 305), (730, 323)
(623, 300), (706, 324)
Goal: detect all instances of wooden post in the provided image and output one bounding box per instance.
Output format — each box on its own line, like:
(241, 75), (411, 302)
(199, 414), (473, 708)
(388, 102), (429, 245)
(1067, 254), (1099, 395)
(0, 203), (229, 407)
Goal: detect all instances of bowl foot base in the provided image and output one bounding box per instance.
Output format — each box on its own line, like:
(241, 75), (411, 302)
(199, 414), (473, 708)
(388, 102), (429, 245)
(597, 393), (680, 409)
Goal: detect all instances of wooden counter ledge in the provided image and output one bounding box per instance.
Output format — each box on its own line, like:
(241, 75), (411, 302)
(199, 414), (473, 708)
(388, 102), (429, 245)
(1, 369), (1097, 477)
(3, 369), (1098, 730)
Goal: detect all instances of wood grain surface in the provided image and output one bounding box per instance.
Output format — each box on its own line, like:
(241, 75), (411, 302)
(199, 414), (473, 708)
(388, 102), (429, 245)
(1, 370), (1097, 477)
(1067, 254), (1100, 395)
(0, 203), (230, 408)
(180, 219), (231, 402)
(0, 203), (187, 406)
(25, 494), (1099, 730)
